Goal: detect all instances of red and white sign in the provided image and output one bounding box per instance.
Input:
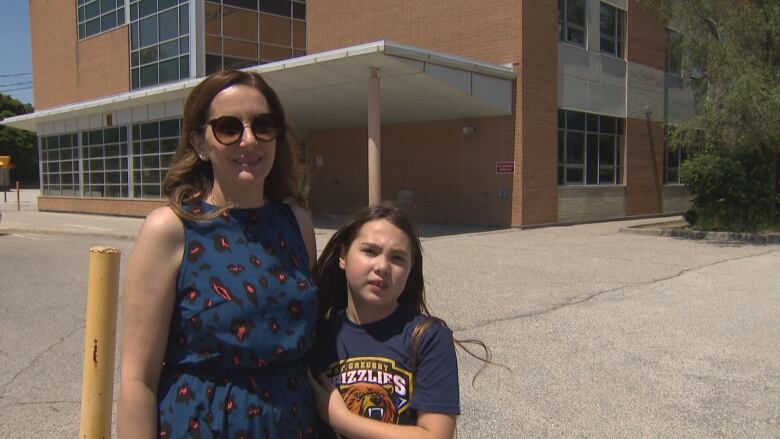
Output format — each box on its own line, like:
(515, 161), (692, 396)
(496, 161), (515, 174)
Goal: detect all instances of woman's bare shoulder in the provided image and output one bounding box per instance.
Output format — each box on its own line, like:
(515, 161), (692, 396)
(138, 206), (184, 244)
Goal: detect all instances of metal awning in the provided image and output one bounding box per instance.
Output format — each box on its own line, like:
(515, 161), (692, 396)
(2, 40), (515, 134)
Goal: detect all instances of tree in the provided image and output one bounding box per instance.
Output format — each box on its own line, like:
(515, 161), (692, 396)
(0, 93), (37, 186)
(641, 0), (780, 230)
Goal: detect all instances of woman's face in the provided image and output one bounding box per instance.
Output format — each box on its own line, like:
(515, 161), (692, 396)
(191, 84), (277, 198)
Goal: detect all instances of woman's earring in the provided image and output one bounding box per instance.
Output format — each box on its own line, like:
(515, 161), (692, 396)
(198, 152), (208, 161)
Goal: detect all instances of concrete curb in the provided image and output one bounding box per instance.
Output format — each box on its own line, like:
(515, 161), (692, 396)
(0, 227), (137, 241)
(620, 223), (780, 244)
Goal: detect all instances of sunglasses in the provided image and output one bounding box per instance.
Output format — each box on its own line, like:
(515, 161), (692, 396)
(204, 113), (279, 145)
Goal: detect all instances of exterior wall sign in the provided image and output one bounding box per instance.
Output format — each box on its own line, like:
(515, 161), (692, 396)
(496, 161), (515, 174)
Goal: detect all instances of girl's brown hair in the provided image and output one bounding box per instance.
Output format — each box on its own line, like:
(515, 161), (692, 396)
(162, 69), (307, 220)
(314, 202), (497, 384)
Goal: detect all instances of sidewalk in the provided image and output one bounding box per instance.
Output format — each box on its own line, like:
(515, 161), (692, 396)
(0, 189), (144, 241)
(0, 189), (502, 245)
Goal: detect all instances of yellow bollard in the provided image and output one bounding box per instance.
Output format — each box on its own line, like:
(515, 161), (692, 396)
(78, 246), (121, 439)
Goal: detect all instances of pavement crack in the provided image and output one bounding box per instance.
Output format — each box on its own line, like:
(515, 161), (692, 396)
(0, 324), (85, 395)
(456, 248), (780, 332)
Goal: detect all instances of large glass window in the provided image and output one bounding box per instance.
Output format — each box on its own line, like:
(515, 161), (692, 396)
(558, 0), (586, 47)
(558, 109), (624, 185)
(78, 0), (126, 40)
(666, 28), (683, 76)
(41, 134), (81, 196)
(130, 0), (190, 90)
(82, 127), (130, 197)
(664, 127), (692, 184)
(600, 2), (624, 58)
(131, 118), (180, 198)
(204, 0), (307, 75)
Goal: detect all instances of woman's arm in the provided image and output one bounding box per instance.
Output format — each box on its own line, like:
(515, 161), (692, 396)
(308, 373), (456, 439)
(288, 202), (317, 271)
(117, 207), (184, 438)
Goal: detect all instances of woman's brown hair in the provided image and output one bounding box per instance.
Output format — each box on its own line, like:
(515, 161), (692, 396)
(162, 69), (307, 220)
(314, 202), (499, 385)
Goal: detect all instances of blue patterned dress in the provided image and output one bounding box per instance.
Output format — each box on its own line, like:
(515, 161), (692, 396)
(156, 200), (318, 438)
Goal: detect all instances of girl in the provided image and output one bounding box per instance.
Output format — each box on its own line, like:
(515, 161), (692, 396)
(307, 202), (465, 439)
(118, 70), (318, 438)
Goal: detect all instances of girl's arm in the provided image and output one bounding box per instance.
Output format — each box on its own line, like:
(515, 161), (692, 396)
(309, 373), (456, 439)
(117, 207), (184, 438)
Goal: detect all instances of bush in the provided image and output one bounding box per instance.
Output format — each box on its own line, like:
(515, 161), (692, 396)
(680, 149), (776, 232)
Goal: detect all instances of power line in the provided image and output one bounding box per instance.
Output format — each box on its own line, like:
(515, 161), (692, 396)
(0, 86), (34, 92)
(0, 81), (33, 87)
(0, 72), (32, 78)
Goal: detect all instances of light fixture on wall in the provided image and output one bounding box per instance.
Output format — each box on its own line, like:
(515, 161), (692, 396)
(462, 125), (475, 136)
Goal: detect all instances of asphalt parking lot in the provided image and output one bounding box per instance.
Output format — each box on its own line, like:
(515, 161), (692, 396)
(1, 190), (778, 438)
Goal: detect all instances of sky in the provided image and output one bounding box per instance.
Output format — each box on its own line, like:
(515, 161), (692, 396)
(0, 1), (34, 106)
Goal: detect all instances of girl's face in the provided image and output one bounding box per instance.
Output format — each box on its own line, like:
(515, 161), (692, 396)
(340, 219), (413, 322)
(190, 84), (276, 201)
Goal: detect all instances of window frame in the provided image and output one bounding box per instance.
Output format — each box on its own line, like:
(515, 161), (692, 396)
(558, 109), (625, 186)
(599, 2), (625, 59)
(558, 0), (587, 48)
(666, 28), (683, 76)
(77, 0), (126, 40)
(129, 0), (191, 90)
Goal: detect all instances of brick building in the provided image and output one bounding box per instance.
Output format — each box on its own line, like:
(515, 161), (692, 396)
(3, 0), (692, 226)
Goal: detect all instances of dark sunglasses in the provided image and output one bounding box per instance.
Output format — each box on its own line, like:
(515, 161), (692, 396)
(204, 113), (279, 145)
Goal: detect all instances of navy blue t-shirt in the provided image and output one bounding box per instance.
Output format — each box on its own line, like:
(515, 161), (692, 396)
(308, 305), (459, 433)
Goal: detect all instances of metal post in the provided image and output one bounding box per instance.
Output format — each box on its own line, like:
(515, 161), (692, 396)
(16, 181), (20, 210)
(78, 247), (121, 439)
(368, 67), (381, 206)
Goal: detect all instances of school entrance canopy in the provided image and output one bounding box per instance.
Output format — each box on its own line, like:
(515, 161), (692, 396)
(2, 40), (515, 206)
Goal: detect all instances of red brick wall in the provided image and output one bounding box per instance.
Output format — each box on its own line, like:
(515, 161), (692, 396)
(30, 1), (129, 110)
(307, 0), (521, 65)
(38, 197), (163, 217)
(514, 0), (558, 225)
(625, 117), (664, 215)
(307, 116), (515, 225)
(627, 0), (666, 71)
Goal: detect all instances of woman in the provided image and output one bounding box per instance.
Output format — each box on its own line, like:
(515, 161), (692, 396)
(118, 70), (318, 438)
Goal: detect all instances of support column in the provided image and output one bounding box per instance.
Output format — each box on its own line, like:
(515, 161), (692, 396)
(368, 67), (381, 206)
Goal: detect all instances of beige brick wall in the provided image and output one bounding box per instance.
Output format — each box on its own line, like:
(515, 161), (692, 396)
(30, 1), (129, 110)
(307, 0), (521, 65)
(38, 197), (163, 217)
(663, 185), (692, 214)
(307, 116), (515, 225)
(558, 186), (626, 223)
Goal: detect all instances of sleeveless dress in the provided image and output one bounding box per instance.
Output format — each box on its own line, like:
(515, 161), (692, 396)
(156, 200), (318, 438)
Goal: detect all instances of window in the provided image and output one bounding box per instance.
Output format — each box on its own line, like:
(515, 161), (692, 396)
(558, 0), (586, 47)
(666, 28), (683, 76)
(81, 127), (130, 197)
(129, 0), (190, 90)
(664, 126), (692, 184)
(77, 0), (126, 40)
(204, 0), (307, 75)
(600, 3), (624, 58)
(131, 118), (181, 198)
(40, 134), (81, 196)
(664, 146), (688, 184)
(558, 110), (624, 185)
